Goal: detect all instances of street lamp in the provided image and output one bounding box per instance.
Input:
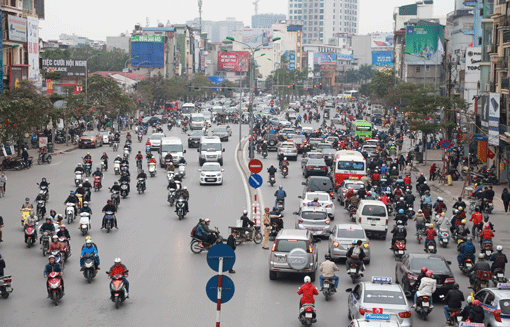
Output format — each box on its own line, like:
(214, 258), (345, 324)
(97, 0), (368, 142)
(124, 55), (140, 92)
(85, 52), (103, 104)
(224, 36), (280, 158)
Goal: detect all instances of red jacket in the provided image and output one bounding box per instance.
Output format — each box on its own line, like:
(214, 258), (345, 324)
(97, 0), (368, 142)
(424, 228), (437, 240)
(371, 173), (380, 181)
(434, 202), (447, 214)
(430, 165), (436, 174)
(394, 188), (402, 197)
(470, 212), (483, 225)
(380, 195), (389, 205)
(109, 263), (128, 277)
(298, 283), (318, 305)
(404, 176), (411, 185)
(479, 229), (494, 240)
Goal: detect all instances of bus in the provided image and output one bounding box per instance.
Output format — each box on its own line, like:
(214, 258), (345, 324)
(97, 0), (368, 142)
(181, 103), (196, 118)
(352, 120), (373, 140)
(334, 150), (366, 189)
(342, 90), (359, 100)
(164, 101), (182, 111)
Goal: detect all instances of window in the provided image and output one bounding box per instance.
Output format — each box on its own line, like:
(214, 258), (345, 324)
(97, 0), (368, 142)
(320, 15), (323, 19)
(304, 15), (307, 19)
(425, 65), (430, 72)
(320, 21), (323, 25)
(314, 33), (318, 37)
(290, 4), (293, 7)
(416, 66), (421, 73)
(361, 205), (387, 217)
(320, 9), (323, 13)
(320, 3), (324, 6)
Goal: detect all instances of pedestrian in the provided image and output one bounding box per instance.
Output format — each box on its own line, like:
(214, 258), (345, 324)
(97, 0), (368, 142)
(502, 188), (510, 214)
(0, 215), (3, 243)
(262, 208), (271, 250)
(0, 171), (6, 193)
(226, 230), (236, 274)
(0, 253), (5, 276)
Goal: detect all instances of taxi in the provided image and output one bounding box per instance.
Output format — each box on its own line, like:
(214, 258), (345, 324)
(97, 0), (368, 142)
(474, 283), (510, 326)
(349, 313), (401, 327)
(346, 277), (412, 327)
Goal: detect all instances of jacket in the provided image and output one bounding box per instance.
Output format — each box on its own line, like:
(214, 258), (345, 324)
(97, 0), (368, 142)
(468, 305), (485, 323)
(479, 228), (494, 240)
(297, 283), (319, 305)
(472, 260), (491, 273)
(48, 241), (64, 252)
(262, 213), (271, 228)
(241, 215), (254, 228)
(196, 224), (208, 237)
(274, 190), (286, 200)
(470, 212), (483, 225)
(108, 263), (128, 276)
(226, 235), (236, 250)
(80, 245), (98, 257)
(424, 228), (437, 240)
(502, 190), (510, 202)
(438, 217), (450, 231)
(44, 262), (63, 276)
(444, 289), (464, 309)
(459, 241), (476, 255)
(490, 252), (508, 268)
(319, 260), (338, 278)
(416, 277), (436, 297)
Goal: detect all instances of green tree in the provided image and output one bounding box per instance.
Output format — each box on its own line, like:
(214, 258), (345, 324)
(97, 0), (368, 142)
(370, 69), (396, 99)
(85, 74), (135, 116)
(358, 64), (374, 84)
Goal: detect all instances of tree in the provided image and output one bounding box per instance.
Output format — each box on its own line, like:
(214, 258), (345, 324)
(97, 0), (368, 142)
(85, 74), (135, 116)
(358, 64), (374, 84)
(370, 69), (396, 99)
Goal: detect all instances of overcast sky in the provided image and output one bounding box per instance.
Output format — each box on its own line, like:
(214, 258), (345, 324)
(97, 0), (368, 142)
(39, 0), (455, 41)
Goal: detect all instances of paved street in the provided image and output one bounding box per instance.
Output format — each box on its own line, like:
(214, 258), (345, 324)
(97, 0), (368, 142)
(1, 121), (509, 326)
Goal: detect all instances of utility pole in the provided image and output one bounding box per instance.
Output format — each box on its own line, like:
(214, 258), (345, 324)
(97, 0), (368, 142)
(198, 0), (203, 72)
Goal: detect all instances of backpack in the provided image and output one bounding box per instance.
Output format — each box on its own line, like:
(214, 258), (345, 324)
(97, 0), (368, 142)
(495, 253), (506, 265)
(351, 246), (361, 259)
(191, 225), (198, 236)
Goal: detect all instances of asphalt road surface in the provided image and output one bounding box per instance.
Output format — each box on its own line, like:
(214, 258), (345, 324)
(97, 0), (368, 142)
(1, 121), (508, 326)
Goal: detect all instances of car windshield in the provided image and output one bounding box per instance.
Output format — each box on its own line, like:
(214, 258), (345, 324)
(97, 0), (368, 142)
(364, 147), (377, 153)
(364, 290), (407, 305)
(193, 116), (205, 122)
(336, 228), (365, 238)
(150, 134), (164, 140)
(361, 205), (386, 217)
(99, 131), (109, 135)
(410, 258), (450, 274)
(161, 144), (183, 152)
(202, 165), (220, 172)
(266, 134), (277, 140)
(306, 193), (329, 201)
(500, 300), (510, 314)
(308, 153), (323, 159)
(308, 178), (333, 191)
(82, 132), (95, 136)
(201, 143), (222, 151)
(323, 149), (336, 155)
(346, 183), (364, 190)
(337, 161), (365, 171)
(275, 240), (307, 252)
(307, 159), (326, 166)
(294, 135), (306, 141)
(301, 211), (327, 220)
(214, 127), (227, 132)
(281, 144), (295, 149)
(317, 144), (332, 149)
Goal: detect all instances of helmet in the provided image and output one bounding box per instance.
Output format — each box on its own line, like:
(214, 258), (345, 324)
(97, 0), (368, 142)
(79, 184), (83, 187)
(25, 197), (29, 202)
(399, 197), (404, 201)
(199, 218), (205, 222)
(243, 209), (248, 215)
(484, 223), (490, 229)
(397, 220), (403, 225)
(420, 173), (424, 176)
(183, 186), (187, 190)
(304, 276), (311, 283)
(85, 236), (92, 241)
(437, 197), (443, 202)
(452, 283), (459, 290)
(39, 190), (43, 194)
(399, 209), (404, 214)
(279, 185), (283, 190)
(484, 215), (489, 222)
(418, 209), (422, 213)
(421, 267), (428, 273)
(473, 300), (481, 306)
(467, 236), (473, 241)
(324, 253), (331, 260)
(461, 219), (466, 225)
(49, 255), (55, 260)
(367, 191), (371, 196)
(424, 181), (427, 184)
(313, 197), (319, 202)
(78, 163), (82, 167)
(284, 157), (287, 160)
(265, 207), (270, 212)
(114, 258), (121, 263)
(85, 179), (89, 182)
(87, 152), (90, 155)
(497, 245), (503, 251)
(478, 253), (485, 259)
(425, 270), (433, 277)
(60, 224), (66, 229)
(52, 235), (58, 239)
(458, 206), (463, 211)
(467, 295), (473, 303)
(96, 167), (100, 170)
(205, 218), (210, 223)
(458, 197), (462, 201)
(86, 239), (92, 245)
(83, 202), (88, 207)
(428, 223), (434, 228)
(352, 240), (358, 245)
(58, 237), (65, 242)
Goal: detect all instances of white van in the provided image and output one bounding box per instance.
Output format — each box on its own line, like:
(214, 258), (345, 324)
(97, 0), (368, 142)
(182, 103), (195, 119)
(190, 113), (206, 130)
(198, 136), (224, 166)
(355, 199), (388, 240)
(159, 137), (186, 167)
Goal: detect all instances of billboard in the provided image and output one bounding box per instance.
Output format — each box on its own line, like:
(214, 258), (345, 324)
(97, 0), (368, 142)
(283, 50), (296, 70)
(217, 51), (249, 72)
(130, 35), (165, 68)
(489, 93), (500, 146)
(371, 33), (393, 48)
(27, 16), (39, 81)
(8, 15), (27, 42)
(40, 58), (87, 77)
(242, 28), (273, 49)
(405, 25), (443, 59)
(464, 47), (481, 109)
(314, 53), (336, 64)
(372, 51), (394, 66)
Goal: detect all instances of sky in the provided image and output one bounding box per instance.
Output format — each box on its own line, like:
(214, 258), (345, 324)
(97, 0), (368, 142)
(39, 0), (455, 41)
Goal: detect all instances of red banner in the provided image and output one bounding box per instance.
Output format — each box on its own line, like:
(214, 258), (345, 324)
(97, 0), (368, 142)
(217, 51), (249, 72)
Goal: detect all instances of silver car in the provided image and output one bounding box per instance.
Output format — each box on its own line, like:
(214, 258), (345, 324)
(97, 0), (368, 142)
(294, 207), (332, 237)
(474, 286), (510, 326)
(149, 133), (166, 151)
(328, 224), (370, 263)
(278, 141), (298, 160)
(211, 125), (232, 142)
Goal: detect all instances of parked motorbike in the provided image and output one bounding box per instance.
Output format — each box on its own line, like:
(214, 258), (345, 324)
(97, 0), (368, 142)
(0, 157), (24, 170)
(0, 275), (13, 299)
(82, 253), (97, 283)
(232, 226), (263, 245)
(415, 295), (433, 320)
(298, 303), (317, 326)
(46, 272), (63, 306)
(79, 212), (91, 236)
(424, 240), (437, 254)
(438, 230), (450, 248)
(176, 197), (187, 220)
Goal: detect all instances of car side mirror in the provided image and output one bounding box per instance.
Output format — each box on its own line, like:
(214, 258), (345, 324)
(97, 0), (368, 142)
(345, 288), (353, 293)
(328, 213), (333, 218)
(293, 212), (298, 215)
(221, 169), (224, 172)
(447, 261), (452, 265)
(301, 182), (306, 185)
(298, 196), (302, 199)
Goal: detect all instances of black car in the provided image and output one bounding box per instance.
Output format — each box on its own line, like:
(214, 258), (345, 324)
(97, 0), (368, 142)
(303, 158), (328, 178)
(188, 130), (205, 148)
(264, 133), (278, 151)
(308, 138), (323, 151)
(302, 176), (335, 199)
(395, 253), (455, 297)
(322, 149), (336, 167)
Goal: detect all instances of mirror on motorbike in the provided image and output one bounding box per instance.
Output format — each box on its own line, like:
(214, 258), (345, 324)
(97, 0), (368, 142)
(293, 212), (298, 215)
(183, 150), (186, 154)
(221, 169), (224, 172)
(197, 149), (200, 152)
(298, 196), (302, 199)
(301, 182), (306, 185)
(328, 213), (334, 218)
(222, 149), (225, 152)
(405, 291), (412, 297)
(345, 288), (353, 293)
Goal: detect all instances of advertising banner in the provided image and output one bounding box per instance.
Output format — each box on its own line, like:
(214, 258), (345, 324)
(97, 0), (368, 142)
(40, 58), (87, 77)
(489, 93), (500, 146)
(208, 76), (225, 84)
(464, 47), (481, 110)
(283, 50), (296, 70)
(307, 52), (314, 78)
(371, 33), (393, 48)
(217, 51), (249, 72)
(8, 15), (26, 42)
(320, 63), (336, 71)
(405, 25), (443, 59)
(480, 94), (489, 131)
(314, 53), (336, 64)
(130, 35), (165, 68)
(27, 16), (39, 81)
(372, 51), (394, 66)
(242, 28), (273, 49)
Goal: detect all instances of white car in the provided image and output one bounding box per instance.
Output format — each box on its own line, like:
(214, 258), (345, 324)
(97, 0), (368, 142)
(199, 162), (224, 185)
(298, 192), (335, 220)
(287, 109), (299, 120)
(98, 131), (112, 144)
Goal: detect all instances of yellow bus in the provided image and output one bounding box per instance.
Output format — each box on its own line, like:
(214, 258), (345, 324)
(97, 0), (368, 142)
(352, 120), (373, 139)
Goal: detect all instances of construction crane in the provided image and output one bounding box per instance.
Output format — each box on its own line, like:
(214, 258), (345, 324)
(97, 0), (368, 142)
(253, 0), (260, 15)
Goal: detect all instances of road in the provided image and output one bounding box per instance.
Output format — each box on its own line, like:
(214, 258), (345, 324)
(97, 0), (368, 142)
(1, 120), (508, 326)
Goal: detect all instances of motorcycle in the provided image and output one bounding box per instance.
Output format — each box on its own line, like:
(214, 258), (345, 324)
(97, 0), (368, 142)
(40, 231), (50, 256)
(82, 253), (97, 283)
(65, 203), (76, 224)
(103, 211), (115, 233)
(137, 134), (143, 142)
(176, 197), (187, 220)
(178, 163), (186, 178)
(268, 174), (276, 187)
(298, 303), (317, 326)
(482, 240), (494, 257)
(75, 172), (83, 187)
(94, 176), (102, 192)
(113, 161), (121, 175)
(282, 166), (288, 178)
(460, 257), (474, 275)
(21, 208), (33, 226)
(349, 206), (357, 222)
(322, 276), (336, 301)
(24, 222), (37, 248)
(136, 178), (146, 194)
(50, 250), (65, 269)
(108, 273), (128, 309)
(101, 159), (107, 172)
(120, 181), (129, 198)
(37, 152), (52, 165)
(46, 272), (63, 306)
(84, 161), (92, 177)
(482, 199), (494, 214)
(0, 275), (13, 299)
(276, 200), (284, 213)
(262, 149), (268, 159)
(190, 228), (224, 254)
(167, 188), (177, 207)
(392, 240), (406, 258)
(472, 270), (492, 293)
(79, 212), (91, 236)
(38, 183), (50, 200)
(424, 240), (437, 254)
(416, 226), (426, 244)
(438, 230), (450, 248)
(136, 159), (142, 173)
(415, 295), (433, 320)
(493, 268), (507, 285)
(167, 170), (175, 182)
(113, 142), (119, 152)
(148, 162), (157, 177)
(36, 200), (46, 220)
(111, 190), (120, 209)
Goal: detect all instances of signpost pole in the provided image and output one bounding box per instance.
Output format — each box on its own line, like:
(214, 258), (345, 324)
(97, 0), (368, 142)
(216, 257), (223, 327)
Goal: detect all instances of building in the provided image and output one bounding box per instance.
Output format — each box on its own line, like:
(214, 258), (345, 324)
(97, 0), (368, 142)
(59, 33), (106, 50)
(288, 0), (359, 45)
(252, 13), (287, 28)
(351, 35), (372, 66)
(106, 34), (130, 53)
(186, 18), (244, 43)
(393, 0), (435, 32)
(90, 71), (147, 92)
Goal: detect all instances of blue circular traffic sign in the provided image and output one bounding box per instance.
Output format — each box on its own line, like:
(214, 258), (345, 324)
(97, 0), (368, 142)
(205, 275), (235, 304)
(207, 243), (236, 272)
(440, 139), (451, 149)
(248, 173), (263, 189)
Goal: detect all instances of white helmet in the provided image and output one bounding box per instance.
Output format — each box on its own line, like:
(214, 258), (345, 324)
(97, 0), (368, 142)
(243, 209), (248, 214)
(86, 239), (92, 244)
(497, 245), (503, 251)
(304, 276), (311, 283)
(438, 197), (443, 202)
(114, 257), (121, 263)
(183, 186), (187, 190)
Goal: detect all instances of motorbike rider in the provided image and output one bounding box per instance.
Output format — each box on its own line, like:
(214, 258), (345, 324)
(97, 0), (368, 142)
(420, 181), (430, 195)
(82, 179), (92, 201)
(390, 220), (407, 248)
(371, 169), (380, 186)
(434, 197), (447, 215)
(395, 208), (407, 225)
(346, 240), (366, 275)
(414, 209), (426, 234)
(469, 253), (491, 285)
(92, 167), (103, 188)
(136, 170), (147, 187)
(404, 189), (415, 207)
(395, 197), (406, 212)
(413, 267), (428, 293)
(261, 140), (268, 153)
(240, 210), (255, 239)
(44, 255), (64, 296)
(421, 190), (432, 209)
(135, 151), (143, 165)
(274, 185), (287, 208)
(107, 258), (129, 298)
(437, 212), (451, 232)
(110, 181), (122, 195)
(267, 164), (277, 181)
(119, 172), (131, 193)
(83, 152), (92, 163)
(164, 151), (173, 163)
(80, 239), (100, 270)
(466, 300), (485, 323)
(455, 219), (470, 239)
(458, 236), (476, 267)
(34, 191), (47, 216)
(101, 200), (118, 229)
(490, 245), (508, 273)
(146, 150), (154, 162)
(202, 218), (218, 244)
(350, 192), (360, 208)
(479, 223), (495, 247)
(166, 161), (175, 173)
(178, 157), (187, 165)
(39, 217), (55, 237)
(100, 152), (108, 170)
(424, 223), (437, 251)
(47, 235), (64, 254)
(413, 270), (436, 308)
(114, 155), (122, 165)
(175, 186), (189, 213)
(167, 178), (179, 192)
(417, 172), (426, 188)
(482, 214), (495, 231)
(443, 283), (465, 322)
(123, 142), (131, 153)
(81, 236), (99, 251)
(113, 131), (120, 143)
(297, 276), (318, 309)
(80, 201), (92, 218)
(453, 197), (467, 211)
(280, 157), (289, 171)
(21, 197), (34, 211)
(56, 224), (71, 243)
(319, 254), (339, 291)
(470, 207), (483, 237)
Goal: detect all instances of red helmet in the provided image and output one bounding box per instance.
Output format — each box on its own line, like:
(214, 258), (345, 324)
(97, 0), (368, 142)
(426, 270), (433, 277)
(420, 173), (424, 176)
(421, 267), (428, 274)
(472, 300), (481, 306)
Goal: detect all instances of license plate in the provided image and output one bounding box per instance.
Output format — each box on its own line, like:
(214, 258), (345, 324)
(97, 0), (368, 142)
(314, 168), (321, 170)
(349, 268), (357, 273)
(206, 179), (215, 182)
(398, 250), (403, 254)
(305, 313), (312, 319)
(498, 273), (504, 278)
(486, 251), (491, 255)
(443, 239), (449, 243)
(324, 283), (329, 288)
(422, 302), (430, 307)
(429, 246), (434, 250)
(371, 224), (376, 226)
(466, 263), (472, 268)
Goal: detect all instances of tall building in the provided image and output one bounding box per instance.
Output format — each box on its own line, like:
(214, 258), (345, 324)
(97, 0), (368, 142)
(186, 18), (244, 43)
(288, 0), (359, 45)
(251, 14), (286, 28)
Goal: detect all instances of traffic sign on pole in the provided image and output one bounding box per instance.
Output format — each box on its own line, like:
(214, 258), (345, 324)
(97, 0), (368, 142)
(270, 100), (274, 105)
(440, 139), (451, 149)
(248, 174), (263, 189)
(248, 159), (263, 174)
(207, 243), (236, 272)
(206, 274), (235, 304)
